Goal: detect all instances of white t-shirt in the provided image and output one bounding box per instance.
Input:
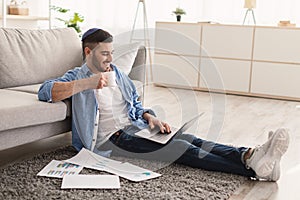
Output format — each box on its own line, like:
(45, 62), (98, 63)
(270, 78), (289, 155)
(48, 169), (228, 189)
(95, 86), (131, 147)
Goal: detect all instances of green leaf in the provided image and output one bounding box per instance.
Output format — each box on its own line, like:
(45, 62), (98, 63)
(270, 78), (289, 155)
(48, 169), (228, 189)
(51, 5), (84, 34)
(50, 5), (69, 13)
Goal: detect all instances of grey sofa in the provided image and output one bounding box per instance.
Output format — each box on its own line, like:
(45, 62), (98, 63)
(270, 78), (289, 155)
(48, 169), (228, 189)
(0, 27), (145, 151)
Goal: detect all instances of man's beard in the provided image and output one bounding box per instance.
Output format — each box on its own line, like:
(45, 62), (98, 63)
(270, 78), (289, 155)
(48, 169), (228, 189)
(92, 54), (108, 72)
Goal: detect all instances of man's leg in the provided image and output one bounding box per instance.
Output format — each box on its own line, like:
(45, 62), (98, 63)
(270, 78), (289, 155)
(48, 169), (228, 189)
(100, 127), (289, 180)
(177, 128), (290, 181)
(174, 138), (255, 177)
(103, 129), (167, 159)
(177, 133), (248, 165)
(104, 130), (255, 177)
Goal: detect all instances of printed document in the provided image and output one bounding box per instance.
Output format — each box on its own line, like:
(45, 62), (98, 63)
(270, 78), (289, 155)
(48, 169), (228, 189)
(66, 148), (161, 182)
(37, 160), (83, 178)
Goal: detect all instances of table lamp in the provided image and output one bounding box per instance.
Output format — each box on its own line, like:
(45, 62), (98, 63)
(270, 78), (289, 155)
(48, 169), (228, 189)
(244, 0), (256, 9)
(243, 0), (256, 25)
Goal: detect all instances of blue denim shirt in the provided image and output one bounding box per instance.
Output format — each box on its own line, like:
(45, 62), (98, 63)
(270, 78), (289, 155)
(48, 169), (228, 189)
(38, 63), (154, 156)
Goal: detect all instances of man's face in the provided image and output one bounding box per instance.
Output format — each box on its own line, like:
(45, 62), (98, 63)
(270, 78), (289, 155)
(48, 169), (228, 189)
(88, 42), (114, 73)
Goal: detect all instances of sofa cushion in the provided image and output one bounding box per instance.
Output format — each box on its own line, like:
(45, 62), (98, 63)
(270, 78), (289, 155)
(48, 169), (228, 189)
(6, 84), (41, 94)
(128, 46), (146, 83)
(6, 84), (72, 117)
(113, 42), (141, 75)
(0, 28), (82, 89)
(0, 89), (67, 131)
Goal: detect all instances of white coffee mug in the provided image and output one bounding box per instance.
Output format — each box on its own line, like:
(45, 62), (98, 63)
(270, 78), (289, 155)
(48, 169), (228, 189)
(103, 71), (117, 87)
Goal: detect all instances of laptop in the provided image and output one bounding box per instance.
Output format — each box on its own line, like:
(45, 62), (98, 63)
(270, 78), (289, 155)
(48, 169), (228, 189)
(135, 112), (204, 144)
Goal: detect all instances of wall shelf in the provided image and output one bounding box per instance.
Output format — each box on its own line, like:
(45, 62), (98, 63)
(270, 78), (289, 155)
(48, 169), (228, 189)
(0, 14), (49, 21)
(1, 0), (51, 29)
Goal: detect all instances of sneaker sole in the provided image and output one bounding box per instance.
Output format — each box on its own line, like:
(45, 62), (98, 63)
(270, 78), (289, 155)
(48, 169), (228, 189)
(268, 131), (280, 181)
(270, 161), (280, 181)
(255, 128), (289, 177)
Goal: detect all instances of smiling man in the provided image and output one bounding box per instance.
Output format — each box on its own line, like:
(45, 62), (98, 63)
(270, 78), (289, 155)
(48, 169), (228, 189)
(38, 28), (290, 182)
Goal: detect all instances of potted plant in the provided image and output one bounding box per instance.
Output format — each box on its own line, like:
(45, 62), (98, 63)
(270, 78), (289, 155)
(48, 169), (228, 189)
(172, 7), (186, 22)
(51, 6), (84, 36)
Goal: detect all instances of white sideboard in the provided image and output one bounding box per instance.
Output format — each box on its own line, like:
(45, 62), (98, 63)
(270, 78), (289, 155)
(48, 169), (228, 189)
(153, 22), (300, 101)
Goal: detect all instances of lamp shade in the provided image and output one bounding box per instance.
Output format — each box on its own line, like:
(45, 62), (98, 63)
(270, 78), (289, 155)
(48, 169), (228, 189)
(244, 0), (256, 9)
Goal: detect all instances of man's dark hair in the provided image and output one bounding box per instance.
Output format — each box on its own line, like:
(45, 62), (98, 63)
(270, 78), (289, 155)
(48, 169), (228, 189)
(81, 28), (113, 60)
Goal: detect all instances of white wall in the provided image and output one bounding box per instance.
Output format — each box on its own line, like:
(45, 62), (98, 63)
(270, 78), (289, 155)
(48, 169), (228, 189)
(2, 0), (300, 34)
(48, 0), (300, 34)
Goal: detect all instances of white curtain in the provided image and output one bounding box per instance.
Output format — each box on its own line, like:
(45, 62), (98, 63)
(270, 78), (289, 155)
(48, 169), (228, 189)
(50, 0), (300, 35)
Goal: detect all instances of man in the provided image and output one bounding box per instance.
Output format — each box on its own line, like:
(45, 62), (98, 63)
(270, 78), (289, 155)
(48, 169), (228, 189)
(38, 28), (289, 181)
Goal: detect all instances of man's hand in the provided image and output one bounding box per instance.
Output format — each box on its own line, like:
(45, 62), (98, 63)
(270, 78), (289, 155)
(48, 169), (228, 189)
(143, 112), (171, 133)
(89, 73), (108, 89)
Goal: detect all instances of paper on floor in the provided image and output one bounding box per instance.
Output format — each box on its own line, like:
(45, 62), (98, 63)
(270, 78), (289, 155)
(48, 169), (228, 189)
(61, 175), (120, 189)
(37, 160), (83, 178)
(66, 148), (161, 182)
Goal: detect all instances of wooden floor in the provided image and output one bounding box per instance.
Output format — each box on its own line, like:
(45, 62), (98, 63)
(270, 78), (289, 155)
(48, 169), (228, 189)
(1, 85), (300, 200)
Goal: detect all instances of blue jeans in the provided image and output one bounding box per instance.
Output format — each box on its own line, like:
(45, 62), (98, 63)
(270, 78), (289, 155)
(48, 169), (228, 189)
(99, 126), (256, 177)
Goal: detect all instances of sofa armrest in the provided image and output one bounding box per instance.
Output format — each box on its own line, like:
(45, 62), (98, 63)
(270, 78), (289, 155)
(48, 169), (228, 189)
(128, 46), (146, 83)
(128, 45), (146, 103)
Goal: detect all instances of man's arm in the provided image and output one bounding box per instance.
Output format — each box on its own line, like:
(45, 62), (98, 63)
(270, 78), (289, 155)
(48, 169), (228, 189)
(51, 75), (100, 102)
(126, 76), (171, 133)
(38, 70), (107, 103)
(51, 73), (107, 102)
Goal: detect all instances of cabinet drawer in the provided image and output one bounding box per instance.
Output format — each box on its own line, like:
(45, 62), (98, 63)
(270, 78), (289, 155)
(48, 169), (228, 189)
(153, 54), (199, 87)
(200, 58), (251, 92)
(155, 22), (201, 56)
(201, 25), (253, 59)
(253, 28), (300, 63)
(251, 62), (300, 98)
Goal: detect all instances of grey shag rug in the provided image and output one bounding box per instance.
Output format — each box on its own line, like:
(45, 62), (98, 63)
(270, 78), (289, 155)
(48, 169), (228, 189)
(0, 146), (248, 200)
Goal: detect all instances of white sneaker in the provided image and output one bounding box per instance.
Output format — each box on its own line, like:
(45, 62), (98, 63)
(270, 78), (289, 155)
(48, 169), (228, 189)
(246, 128), (290, 180)
(255, 131), (281, 181)
(266, 131), (280, 181)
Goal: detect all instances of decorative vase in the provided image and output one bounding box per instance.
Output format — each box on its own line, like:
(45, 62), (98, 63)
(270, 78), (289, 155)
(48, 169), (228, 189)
(176, 15), (181, 22)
